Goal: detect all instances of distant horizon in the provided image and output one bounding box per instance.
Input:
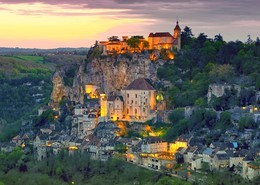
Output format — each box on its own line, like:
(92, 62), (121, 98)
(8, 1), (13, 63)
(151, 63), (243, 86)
(0, 46), (89, 50)
(0, 0), (259, 49)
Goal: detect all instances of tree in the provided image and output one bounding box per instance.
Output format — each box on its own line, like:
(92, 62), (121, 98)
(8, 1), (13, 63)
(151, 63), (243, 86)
(214, 34), (224, 43)
(217, 111), (232, 130)
(168, 108), (184, 123)
(181, 26), (193, 47)
(108, 36), (119, 42)
(255, 37), (260, 46)
(142, 40), (149, 50)
(197, 33), (208, 47)
(126, 37), (141, 52)
(209, 64), (235, 83)
(238, 116), (256, 130)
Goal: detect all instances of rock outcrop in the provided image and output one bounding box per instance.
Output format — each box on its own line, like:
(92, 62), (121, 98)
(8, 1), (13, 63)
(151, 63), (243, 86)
(83, 54), (159, 94)
(50, 53), (165, 106)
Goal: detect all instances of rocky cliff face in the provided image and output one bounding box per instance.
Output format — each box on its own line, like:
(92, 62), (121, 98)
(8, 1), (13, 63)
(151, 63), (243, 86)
(50, 63), (84, 107)
(83, 54), (159, 94)
(50, 53), (163, 106)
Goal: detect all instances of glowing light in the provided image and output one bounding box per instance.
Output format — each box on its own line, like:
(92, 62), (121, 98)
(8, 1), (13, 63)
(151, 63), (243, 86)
(21, 143), (26, 149)
(100, 93), (107, 117)
(242, 107), (246, 110)
(68, 146), (78, 150)
(254, 107), (258, 111)
(46, 142), (52, 147)
(115, 121), (128, 136)
(85, 84), (99, 99)
(156, 93), (164, 102)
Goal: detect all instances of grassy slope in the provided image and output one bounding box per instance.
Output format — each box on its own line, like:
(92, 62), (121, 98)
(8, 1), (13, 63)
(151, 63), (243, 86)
(0, 56), (56, 78)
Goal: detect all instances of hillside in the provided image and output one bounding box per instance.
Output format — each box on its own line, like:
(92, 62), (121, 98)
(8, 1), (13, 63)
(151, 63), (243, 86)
(0, 54), (85, 141)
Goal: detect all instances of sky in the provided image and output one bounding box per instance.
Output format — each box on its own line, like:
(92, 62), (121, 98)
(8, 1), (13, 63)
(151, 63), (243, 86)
(0, 0), (259, 49)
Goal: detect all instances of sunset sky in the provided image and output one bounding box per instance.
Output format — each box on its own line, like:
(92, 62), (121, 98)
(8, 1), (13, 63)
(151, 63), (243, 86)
(0, 0), (259, 49)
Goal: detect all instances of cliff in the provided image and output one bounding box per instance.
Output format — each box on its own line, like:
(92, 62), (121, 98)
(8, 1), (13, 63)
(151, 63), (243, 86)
(50, 53), (163, 107)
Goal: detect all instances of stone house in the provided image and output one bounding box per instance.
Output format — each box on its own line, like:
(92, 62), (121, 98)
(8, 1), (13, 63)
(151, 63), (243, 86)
(191, 157), (203, 171)
(94, 121), (120, 141)
(74, 104), (88, 115)
(242, 158), (260, 180)
(141, 137), (168, 154)
(121, 78), (156, 121)
(0, 142), (16, 153)
(212, 151), (229, 170)
(184, 146), (198, 164)
(100, 78), (157, 122)
(78, 112), (98, 134)
(202, 148), (214, 163)
(107, 95), (124, 120)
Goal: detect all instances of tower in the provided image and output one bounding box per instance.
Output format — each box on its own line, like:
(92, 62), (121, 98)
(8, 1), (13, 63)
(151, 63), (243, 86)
(173, 20), (181, 51)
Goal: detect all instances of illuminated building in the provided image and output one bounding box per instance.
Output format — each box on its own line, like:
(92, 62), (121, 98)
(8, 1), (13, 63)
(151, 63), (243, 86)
(107, 95), (124, 121)
(99, 78), (156, 122)
(98, 21), (181, 54)
(141, 137), (168, 154)
(148, 21), (181, 51)
(99, 93), (108, 120)
(169, 139), (188, 154)
(122, 78), (156, 121)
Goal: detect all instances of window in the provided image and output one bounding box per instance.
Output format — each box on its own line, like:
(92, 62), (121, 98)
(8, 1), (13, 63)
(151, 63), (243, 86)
(131, 100), (133, 104)
(143, 108), (145, 112)
(135, 94), (137, 98)
(127, 108), (129, 114)
(135, 101), (137, 105)
(135, 109), (137, 114)
(127, 94), (129, 98)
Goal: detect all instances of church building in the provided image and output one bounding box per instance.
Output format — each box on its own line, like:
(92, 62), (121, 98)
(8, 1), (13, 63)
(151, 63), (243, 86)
(148, 21), (181, 51)
(99, 78), (156, 122)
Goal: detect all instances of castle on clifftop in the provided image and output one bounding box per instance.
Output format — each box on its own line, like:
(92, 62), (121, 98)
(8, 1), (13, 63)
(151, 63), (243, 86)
(98, 21), (181, 55)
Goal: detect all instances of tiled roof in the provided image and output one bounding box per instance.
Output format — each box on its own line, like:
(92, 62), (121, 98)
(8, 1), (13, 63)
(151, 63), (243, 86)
(125, 78), (155, 90)
(107, 95), (124, 102)
(150, 32), (173, 38)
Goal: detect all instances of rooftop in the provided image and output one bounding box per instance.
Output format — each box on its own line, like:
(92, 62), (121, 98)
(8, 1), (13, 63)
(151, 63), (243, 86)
(149, 32), (173, 38)
(125, 78), (155, 91)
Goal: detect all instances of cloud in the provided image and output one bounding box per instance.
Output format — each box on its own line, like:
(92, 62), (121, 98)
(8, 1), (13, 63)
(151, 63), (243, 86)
(0, 0), (259, 43)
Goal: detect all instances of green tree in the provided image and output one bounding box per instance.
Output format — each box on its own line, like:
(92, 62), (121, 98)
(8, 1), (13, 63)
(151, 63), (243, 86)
(238, 116), (256, 130)
(126, 37), (141, 52)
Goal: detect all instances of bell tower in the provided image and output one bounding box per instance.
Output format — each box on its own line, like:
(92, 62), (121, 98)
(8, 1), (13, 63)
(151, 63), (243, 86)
(173, 20), (181, 51)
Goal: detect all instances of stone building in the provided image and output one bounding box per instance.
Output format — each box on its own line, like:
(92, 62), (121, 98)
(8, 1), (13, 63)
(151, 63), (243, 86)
(100, 78), (156, 122)
(122, 78), (156, 121)
(98, 21), (181, 54)
(148, 21), (181, 51)
(141, 137), (168, 154)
